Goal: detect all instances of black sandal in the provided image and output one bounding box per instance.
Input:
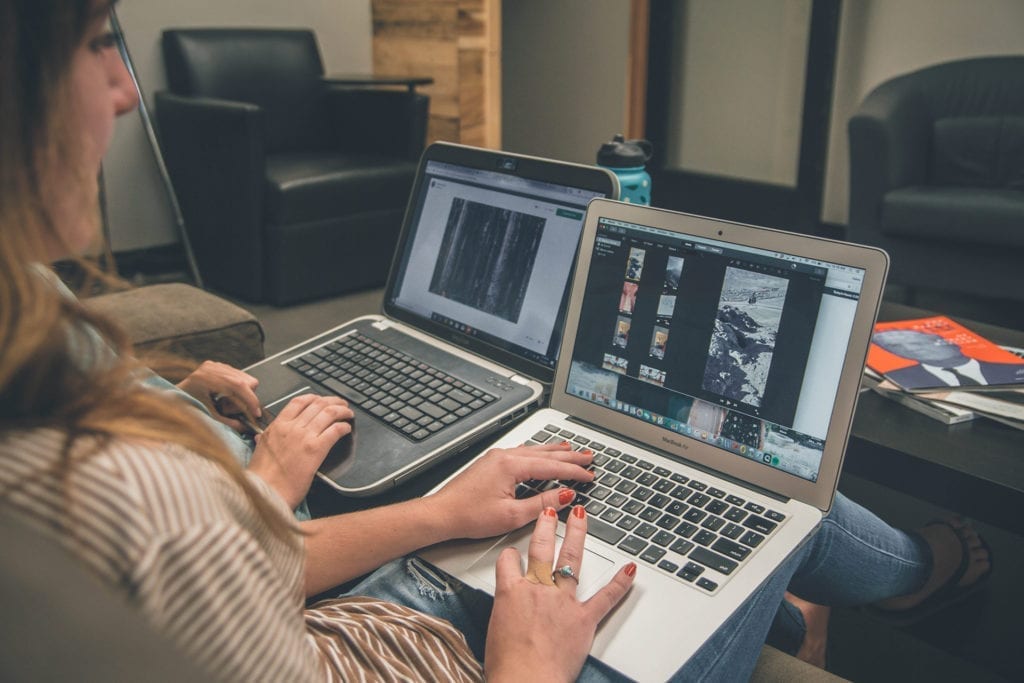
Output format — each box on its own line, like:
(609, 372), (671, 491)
(865, 520), (993, 627)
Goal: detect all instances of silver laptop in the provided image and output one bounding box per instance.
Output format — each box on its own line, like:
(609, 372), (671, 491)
(421, 199), (888, 680)
(246, 143), (618, 496)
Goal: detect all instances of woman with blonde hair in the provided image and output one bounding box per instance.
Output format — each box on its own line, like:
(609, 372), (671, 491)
(0, 2), (991, 680)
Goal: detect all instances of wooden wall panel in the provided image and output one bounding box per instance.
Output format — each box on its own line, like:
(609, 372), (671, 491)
(372, 0), (500, 147)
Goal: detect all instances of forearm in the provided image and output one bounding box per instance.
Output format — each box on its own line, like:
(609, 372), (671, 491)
(301, 495), (452, 596)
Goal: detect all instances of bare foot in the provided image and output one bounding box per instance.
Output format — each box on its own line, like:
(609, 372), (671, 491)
(876, 518), (991, 612)
(785, 591), (830, 669)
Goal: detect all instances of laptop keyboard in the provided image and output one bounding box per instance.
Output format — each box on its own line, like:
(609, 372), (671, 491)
(287, 333), (496, 441)
(518, 423), (787, 594)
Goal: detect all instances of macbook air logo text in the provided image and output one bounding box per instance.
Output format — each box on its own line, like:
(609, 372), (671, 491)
(662, 435), (688, 450)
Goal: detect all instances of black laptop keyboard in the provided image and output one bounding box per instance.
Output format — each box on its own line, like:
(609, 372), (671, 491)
(286, 333), (496, 441)
(518, 423), (787, 594)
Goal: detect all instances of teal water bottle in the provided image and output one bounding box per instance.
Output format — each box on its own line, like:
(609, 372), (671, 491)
(597, 134), (653, 205)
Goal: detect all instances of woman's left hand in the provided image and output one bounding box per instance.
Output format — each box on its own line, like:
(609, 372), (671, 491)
(484, 505), (636, 681)
(176, 360), (262, 432)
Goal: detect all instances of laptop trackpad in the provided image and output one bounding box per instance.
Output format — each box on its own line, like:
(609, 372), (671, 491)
(465, 526), (617, 601)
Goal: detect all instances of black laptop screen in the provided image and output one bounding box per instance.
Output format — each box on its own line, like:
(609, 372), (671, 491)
(390, 159), (608, 372)
(564, 218), (867, 483)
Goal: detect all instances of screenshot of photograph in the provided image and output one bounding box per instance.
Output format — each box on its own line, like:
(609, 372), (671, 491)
(625, 247), (646, 281)
(657, 294), (676, 318)
(701, 266), (790, 407)
(639, 363), (666, 386)
(649, 325), (669, 360)
(429, 198), (545, 323)
(613, 316), (631, 348)
(619, 281), (639, 314)
(664, 255), (684, 289)
(602, 352), (629, 375)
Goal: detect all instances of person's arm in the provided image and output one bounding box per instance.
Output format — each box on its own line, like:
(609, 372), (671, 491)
(301, 443), (593, 596)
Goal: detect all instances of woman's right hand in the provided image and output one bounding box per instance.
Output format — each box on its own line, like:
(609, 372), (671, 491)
(484, 504), (636, 682)
(248, 394), (353, 509)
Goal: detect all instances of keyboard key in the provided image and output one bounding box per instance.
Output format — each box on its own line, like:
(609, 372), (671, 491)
(706, 500), (730, 515)
(649, 494), (671, 508)
(724, 507), (748, 522)
(618, 535), (648, 556)
(693, 530), (716, 546)
(701, 516), (725, 532)
(765, 509), (787, 522)
(584, 501), (607, 516)
(722, 523), (744, 540)
(742, 515), (778, 535)
(669, 539), (695, 556)
(635, 523), (658, 539)
(687, 480), (708, 491)
(652, 530), (674, 547)
(675, 521), (698, 538)
(666, 501), (688, 517)
(587, 517), (626, 546)
(707, 487), (726, 499)
(696, 577), (719, 592)
(616, 516), (640, 531)
(658, 559), (680, 573)
(683, 508), (706, 524)
(740, 530), (765, 548)
(622, 500), (645, 515)
(607, 493), (629, 508)
(744, 502), (766, 515)
(639, 507), (662, 522)
(640, 546), (667, 564)
(711, 537), (752, 562)
(656, 514), (681, 530)
(689, 547), (739, 575)
(600, 509), (623, 524)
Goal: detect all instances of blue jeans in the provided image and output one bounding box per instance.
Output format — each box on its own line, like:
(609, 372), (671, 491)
(346, 491), (932, 682)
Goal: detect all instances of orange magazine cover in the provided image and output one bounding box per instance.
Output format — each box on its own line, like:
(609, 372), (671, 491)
(867, 316), (1024, 392)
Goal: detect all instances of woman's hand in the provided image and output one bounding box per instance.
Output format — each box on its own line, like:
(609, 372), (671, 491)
(426, 442), (594, 540)
(484, 505), (636, 682)
(176, 360), (262, 432)
(248, 394), (353, 509)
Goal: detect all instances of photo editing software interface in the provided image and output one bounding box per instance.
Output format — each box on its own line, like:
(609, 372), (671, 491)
(392, 160), (608, 369)
(566, 218), (866, 482)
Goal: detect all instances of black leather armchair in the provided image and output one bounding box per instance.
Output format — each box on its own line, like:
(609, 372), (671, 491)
(848, 56), (1024, 307)
(155, 29), (428, 305)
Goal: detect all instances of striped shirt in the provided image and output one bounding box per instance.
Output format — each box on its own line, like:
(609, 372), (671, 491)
(0, 429), (482, 682)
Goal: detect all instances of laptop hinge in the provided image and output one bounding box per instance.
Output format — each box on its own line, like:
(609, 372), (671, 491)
(565, 415), (791, 504)
(509, 374), (531, 386)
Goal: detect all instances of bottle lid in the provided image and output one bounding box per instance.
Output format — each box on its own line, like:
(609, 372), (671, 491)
(597, 134), (653, 167)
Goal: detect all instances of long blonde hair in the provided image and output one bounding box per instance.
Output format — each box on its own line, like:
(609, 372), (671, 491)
(0, 0), (293, 539)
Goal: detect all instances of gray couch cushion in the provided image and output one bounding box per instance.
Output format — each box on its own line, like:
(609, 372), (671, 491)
(881, 186), (1024, 248)
(85, 283), (265, 369)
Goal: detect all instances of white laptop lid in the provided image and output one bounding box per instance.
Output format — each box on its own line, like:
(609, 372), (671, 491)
(552, 199), (888, 511)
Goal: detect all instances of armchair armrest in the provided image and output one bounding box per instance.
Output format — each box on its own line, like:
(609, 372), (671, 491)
(154, 92), (268, 300)
(848, 81), (931, 235)
(321, 87), (429, 160)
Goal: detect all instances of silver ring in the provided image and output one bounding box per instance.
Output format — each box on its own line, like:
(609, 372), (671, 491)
(553, 565), (579, 584)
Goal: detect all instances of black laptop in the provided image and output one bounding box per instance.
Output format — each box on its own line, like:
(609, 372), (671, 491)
(245, 142), (618, 495)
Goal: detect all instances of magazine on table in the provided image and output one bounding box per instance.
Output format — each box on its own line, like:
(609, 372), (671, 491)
(861, 367), (977, 425)
(866, 316), (1024, 393)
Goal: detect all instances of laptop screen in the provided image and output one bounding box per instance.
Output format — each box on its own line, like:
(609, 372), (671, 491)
(389, 155), (613, 377)
(564, 216), (867, 484)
